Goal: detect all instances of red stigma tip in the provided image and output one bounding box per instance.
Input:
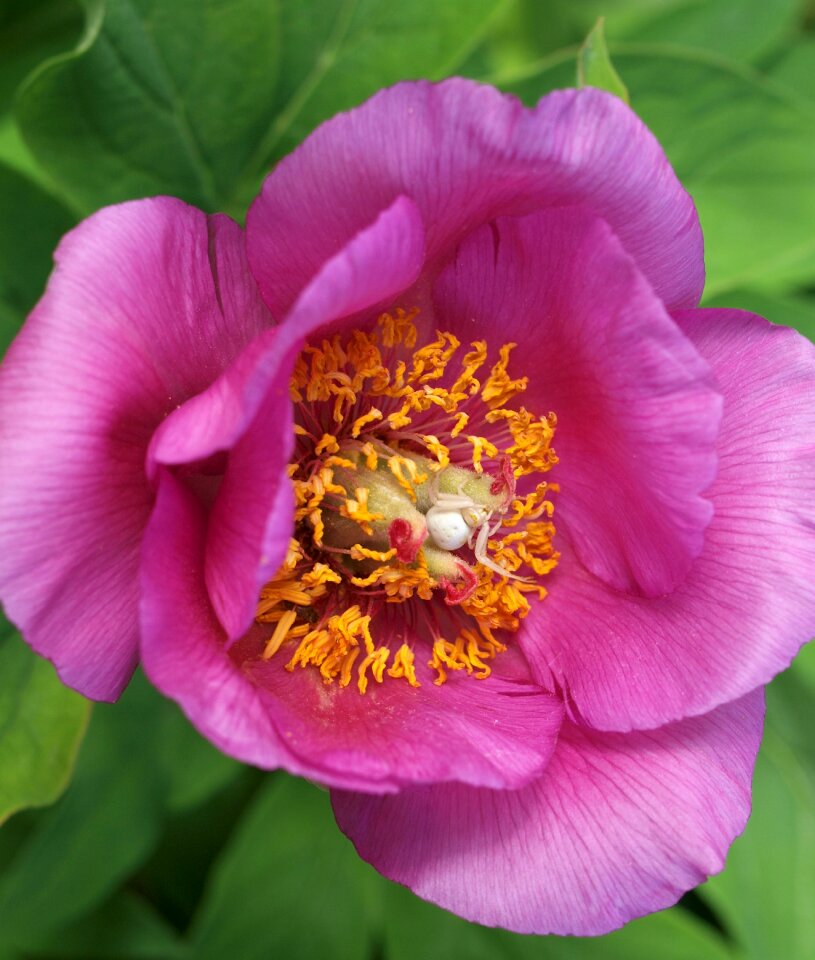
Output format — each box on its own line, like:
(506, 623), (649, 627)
(389, 518), (426, 563)
(440, 562), (478, 604)
(490, 455), (516, 507)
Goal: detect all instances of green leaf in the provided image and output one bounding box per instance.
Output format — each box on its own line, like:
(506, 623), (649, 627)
(788, 638), (815, 694)
(770, 39), (815, 108)
(577, 18), (629, 103)
(701, 741), (815, 960)
(603, 0), (805, 65)
(478, 0), (805, 81)
(496, 46), (815, 297)
(134, 768), (261, 934)
(764, 645), (815, 783)
(0, 619), (90, 827)
(0, 659), (245, 955)
(20, 890), (189, 960)
(0, 0), (82, 112)
(0, 116), (48, 188)
(16, 0), (508, 217)
(15, 0), (280, 214)
(0, 160), (75, 354)
(0, 674), (168, 948)
(699, 654), (815, 960)
(382, 883), (504, 960)
(0, 0), (82, 184)
(154, 698), (242, 813)
(188, 775), (379, 960)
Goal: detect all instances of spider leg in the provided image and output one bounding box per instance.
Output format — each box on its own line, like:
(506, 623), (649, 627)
(473, 518), (530, 582)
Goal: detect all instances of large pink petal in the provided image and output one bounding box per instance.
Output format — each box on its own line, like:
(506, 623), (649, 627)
(433, 208), (720, 596)
(246, 652), (563, 793)
(333, 691), (764, 936)
(247, 80), (703, 320)
(0, 199), (267, 700)
(149, 195), (426, 640)
(141, 470), (563, 793)
(523, 309), (815, 730)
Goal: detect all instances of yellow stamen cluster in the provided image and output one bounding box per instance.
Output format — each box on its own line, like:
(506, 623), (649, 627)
(350, 551), (435, 601)
(486, 407), (558, 476)
(429, 624), (507, 685)
(256, 309), (559, 693)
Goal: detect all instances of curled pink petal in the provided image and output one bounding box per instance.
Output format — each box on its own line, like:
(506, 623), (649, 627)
(523, 310), (815, 730)
(148, 195), (426, 641)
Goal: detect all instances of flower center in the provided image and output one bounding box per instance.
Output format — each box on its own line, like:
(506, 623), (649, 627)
(254, 308), (559, 693)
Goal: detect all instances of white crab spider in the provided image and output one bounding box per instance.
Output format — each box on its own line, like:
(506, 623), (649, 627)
(425, 491), (487, 550)
(425, 487), (528, 581)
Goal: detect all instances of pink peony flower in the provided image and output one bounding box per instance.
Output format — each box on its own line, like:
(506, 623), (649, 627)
(1, 80), (813, 935)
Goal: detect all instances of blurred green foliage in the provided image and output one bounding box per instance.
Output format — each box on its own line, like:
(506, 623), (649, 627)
(0, 620), (89, 828)
(0, 0), (813, 957)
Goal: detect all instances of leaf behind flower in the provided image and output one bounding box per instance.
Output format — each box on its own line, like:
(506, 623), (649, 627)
(15, 0), (510, 218)
(577, 18), (629, 103)
(0, 617), (89, 827)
